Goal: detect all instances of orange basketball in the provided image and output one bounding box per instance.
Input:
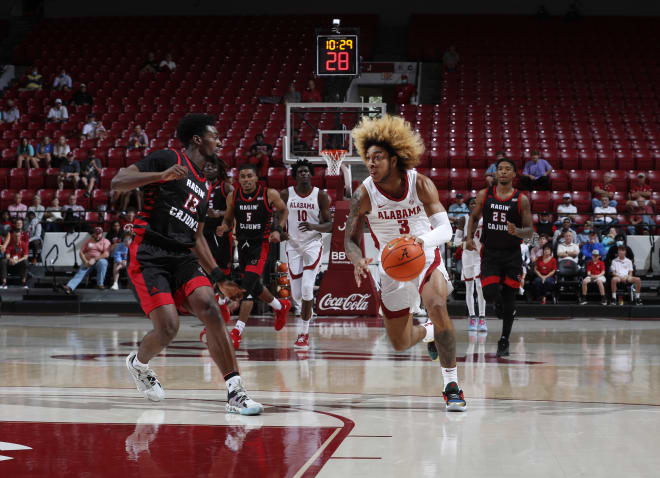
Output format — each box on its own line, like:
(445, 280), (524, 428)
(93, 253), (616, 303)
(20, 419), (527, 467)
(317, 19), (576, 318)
(381, 237), (426, 282)
(277, 262), (288, 273)
(278, 275), (290, 286)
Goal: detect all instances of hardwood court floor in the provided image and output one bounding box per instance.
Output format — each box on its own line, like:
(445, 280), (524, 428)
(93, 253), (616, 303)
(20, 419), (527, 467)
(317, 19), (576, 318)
(0, 313), (659, 477)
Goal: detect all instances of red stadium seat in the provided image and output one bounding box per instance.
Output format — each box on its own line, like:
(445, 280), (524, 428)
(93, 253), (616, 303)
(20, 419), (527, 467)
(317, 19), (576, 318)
(266, 167), (287, 190)
(549, 170), (569, 190)
(568, 170), (589, 191)
(529, 191), (552, 213)
(100, 168), (117, 190)
(469, 168), (487, 190)
(27, 168), (45, 189)
(571, 192), (592, 213)
(428, 168), (450, 190)
(44, 168), (60, 188)
(91, 189), (110, 210)
(449, 168), (469, 190)
(0, 189), (16, 210)
(37, 189), (55, 206)
(0, 167), (8, 189)
(9, 168), (27, 189)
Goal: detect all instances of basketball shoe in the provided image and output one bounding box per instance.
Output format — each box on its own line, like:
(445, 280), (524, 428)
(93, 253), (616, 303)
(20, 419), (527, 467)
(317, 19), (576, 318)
(468, 315), (477, 331)
(477, 317), (487, 332)
(126, 352), (165, 402)
(496, 337), (510, 357)
(443, 382), (467, 412)
(294, 333), (309, 350)
(422, 320), (439, 361)
(274, 299), (291, 331)
(226, 379), (263, 416)
(230, 328), (242, 350)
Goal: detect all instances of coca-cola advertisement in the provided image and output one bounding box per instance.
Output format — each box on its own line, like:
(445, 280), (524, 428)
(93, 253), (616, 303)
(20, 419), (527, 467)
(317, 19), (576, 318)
(316, 200), (380, 316)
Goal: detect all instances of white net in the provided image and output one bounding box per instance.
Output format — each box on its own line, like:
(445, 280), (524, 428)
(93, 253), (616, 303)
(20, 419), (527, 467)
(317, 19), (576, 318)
(321, 149), (348, 176)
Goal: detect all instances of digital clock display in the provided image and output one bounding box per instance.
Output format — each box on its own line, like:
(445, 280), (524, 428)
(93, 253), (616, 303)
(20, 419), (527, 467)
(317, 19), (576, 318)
(316, 34), (359, 76)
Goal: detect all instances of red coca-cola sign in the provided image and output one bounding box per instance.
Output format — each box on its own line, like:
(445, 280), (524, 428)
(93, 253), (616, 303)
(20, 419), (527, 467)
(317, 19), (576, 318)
(316, 200), (379, 316)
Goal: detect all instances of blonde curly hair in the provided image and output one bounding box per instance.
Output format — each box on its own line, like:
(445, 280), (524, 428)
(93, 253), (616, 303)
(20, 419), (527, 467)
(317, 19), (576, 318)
(351, 114), (424, 170)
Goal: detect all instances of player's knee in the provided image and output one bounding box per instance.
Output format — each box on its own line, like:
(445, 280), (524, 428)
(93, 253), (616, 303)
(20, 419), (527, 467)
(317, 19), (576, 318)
(243, 272), (263, 298)
(482, 284), (499, 303)
(301, 284), (314, 302)
(198, 298), (220, 324)
(157, 317), (179, 341)
(389, 335), (409, 352)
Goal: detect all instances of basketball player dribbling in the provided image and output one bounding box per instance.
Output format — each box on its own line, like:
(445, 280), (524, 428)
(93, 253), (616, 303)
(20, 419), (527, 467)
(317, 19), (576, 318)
(466, 158), (534, 357)
(280, 159), (332, 350)
(111, 114), (263, 415)
(455, 197), (487, 331)
(345, 115), (466, 411)
(217, 163), (291, 350)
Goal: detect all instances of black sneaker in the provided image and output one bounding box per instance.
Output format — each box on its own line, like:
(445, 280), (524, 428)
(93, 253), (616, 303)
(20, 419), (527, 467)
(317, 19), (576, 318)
(427, 341), (439, 362)
(635, 297), (643, 305)
(442, 382), (467, 412)
(579, 298), (588, 305)
(496, 337), (510, 357)
(600, 297), (608, 306)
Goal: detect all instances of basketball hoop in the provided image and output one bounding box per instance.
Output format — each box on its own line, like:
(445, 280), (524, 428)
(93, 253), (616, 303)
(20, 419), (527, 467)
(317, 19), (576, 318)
(321, 149), (348, 176)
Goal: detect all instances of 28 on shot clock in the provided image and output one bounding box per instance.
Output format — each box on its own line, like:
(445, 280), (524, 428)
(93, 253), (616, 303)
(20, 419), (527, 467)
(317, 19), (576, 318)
(316, 34), (359, 76)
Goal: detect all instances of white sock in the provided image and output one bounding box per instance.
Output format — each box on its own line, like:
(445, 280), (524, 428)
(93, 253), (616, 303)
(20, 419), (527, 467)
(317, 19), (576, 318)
(234, 320), (246, 334)
(475, 279), (486, 317)
(441, 367), (458, 388)
(225, 374), (241, 393)
(269, 298), (282, 311)
(133, 355), (149, 370)
(635, 292), (640, 298)
(299, 319), (310, 334)
(612, 293), (617, 300)
(465, 280), (475, 316)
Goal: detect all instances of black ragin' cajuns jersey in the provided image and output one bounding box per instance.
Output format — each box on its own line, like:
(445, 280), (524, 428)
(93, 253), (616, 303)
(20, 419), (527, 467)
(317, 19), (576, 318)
(233, 184), (272, 242)
(134, 149), (210, 250)
(204, 181), (230, 235)
(481, 185), (523, 250)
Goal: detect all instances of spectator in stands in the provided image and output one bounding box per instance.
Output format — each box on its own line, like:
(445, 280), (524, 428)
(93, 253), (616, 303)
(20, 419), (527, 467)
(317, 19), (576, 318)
(556, 192), (577, 224)
(2, 99), (20, 123)
(627, 172), (655, 210)
(442, 45), (460, 72)
(581, 230), (605, 261)
(520, 151), (552, 191)
(140, 52), (159, 74)
(27, 195), (45, 222)
(580, 249), (607, 305)
(557, 231), (579, 265)
(601, 227), (617, 251)
(106, 220), (123, 244)
(626, 173), (656, 234)
(52, 69), (72, 91)
(282, 83), (301, 104)
(593, 196), (618, 232)
(536, 211), (555, 237)
(248, 133), (273, 179)
(0, 227), (29, 289)
(395, 75), (416, 105)
(592, 172), (617, 209)
(533, 244), (557, 304)
(302, 79), (322, 102)
(57, 152), (80, 190)
(127, 125), (148, 150)
(26, 210), (42, 264)
(0, 222), (9, 265)
(292, 129), (310, 155)
(13, 217), (28, 236)
(520, 240), (531, 296)
(59, 227), (110, 293)
(81, 114), (99, 139)
(576, 220), (594, 245)
(8, 192), (27, 220)
(23, 67), (43, 90)
(62, 194), (85, 231)
(79, 148), (102, 197)
(121, 208), (137, 228)
(16, 137), (37, 169)
(610, 245), (642, 305)
(484, 151), (505, 186)
(44, 197), (63, 232)
(552, 218), (576, 246)
(530, 233), (550, 264)
(35, 135), (54, 167)
(448, 193), (469, 223)
(94, 121), (107, 141)
(604, 233), (634, 271)
(47, 98), (69, 123)
(159, 53), (176, 72)
(52, 135), (71, 168)
(71, 83), (93, 106)
(110, 233), (131, 290)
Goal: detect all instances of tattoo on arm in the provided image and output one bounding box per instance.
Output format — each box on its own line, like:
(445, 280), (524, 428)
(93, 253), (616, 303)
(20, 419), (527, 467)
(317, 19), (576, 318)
(344, 188), (365, 264)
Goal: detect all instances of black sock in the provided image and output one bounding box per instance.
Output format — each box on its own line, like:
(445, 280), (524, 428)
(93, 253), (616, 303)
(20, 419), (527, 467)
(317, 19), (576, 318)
(500, 286), (516, 340)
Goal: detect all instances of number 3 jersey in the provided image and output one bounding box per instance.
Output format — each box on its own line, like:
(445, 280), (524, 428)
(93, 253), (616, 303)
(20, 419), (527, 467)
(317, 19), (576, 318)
(362, 169), (431, 251)
(481, 185), (522, 250)
(134, 149), (210, 250)
(286, 186), (322, 251)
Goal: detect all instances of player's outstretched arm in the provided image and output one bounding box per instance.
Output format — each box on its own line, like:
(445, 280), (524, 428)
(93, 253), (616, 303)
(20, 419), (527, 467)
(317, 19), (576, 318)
(300, 190), (333, 233)
(193, 223), (243, 300)
(111, 163), (187, 192)
(412, 174), (452, 248)
(506, 193), (534, 239)
(267, 188), (289, 243)
(466, 188), (486, 251)
(344, 185), (372, 286)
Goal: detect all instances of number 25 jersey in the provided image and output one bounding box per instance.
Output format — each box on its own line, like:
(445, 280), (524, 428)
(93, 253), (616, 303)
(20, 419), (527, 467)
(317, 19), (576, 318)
(481, 185), (522, 250)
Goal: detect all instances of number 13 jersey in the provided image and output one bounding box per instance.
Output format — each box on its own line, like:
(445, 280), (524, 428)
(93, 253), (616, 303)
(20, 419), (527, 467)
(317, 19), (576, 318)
(363, 169), (431, 251)
(481, 185), (522, 249)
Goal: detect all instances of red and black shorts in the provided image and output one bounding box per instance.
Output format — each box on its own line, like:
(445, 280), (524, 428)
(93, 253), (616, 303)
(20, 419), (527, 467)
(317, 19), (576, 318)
(237, 238), (271, 276)
(204, 231), (233, 275)
(128, 235), (211, 316)
(480, 248), (523, 290)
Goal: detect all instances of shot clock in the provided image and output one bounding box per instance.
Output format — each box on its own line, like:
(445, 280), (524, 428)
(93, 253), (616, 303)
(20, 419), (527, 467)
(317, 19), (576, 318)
(316, 34), (359, 76)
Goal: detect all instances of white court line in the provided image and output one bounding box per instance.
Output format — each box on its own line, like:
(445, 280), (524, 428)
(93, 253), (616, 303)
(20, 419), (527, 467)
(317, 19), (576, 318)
(292, 427), (340, 478)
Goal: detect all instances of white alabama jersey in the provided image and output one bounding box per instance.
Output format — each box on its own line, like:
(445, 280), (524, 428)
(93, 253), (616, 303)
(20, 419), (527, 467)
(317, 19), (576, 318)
(464, 217), (483, 252)
(286, 186), (322, 250)
(363, 169), (430, 251)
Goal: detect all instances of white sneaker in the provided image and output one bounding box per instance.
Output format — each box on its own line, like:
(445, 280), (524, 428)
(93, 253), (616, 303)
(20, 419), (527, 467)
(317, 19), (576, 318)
(126, 352), (165, 402)
(422, 319), (435, 343)
(111, 282), (119, 290)
(226, 379), (263, 416)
